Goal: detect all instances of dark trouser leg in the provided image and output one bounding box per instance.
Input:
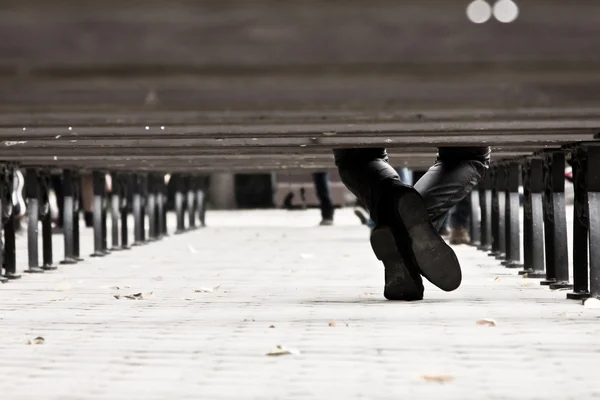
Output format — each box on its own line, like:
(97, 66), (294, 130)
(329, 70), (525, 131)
(449, 196), (471, 229)
(312, 172), (334, 220)
(413, 147), (490, 231)
(334, 146), (489, 296)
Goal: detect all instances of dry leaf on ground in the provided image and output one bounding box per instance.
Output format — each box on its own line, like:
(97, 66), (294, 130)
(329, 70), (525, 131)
(26, 337), (45, 345)
(421, 374), (454, 383)
(266, 345), (300, 356)
(115, 292), (153, 300)
(269, 325), (275, 329)
(476, 319), (497, 327)
(110, 286), (120, 290)
(51, 297), (70, 302)
(152, 276), (163, 281)
(194, 285), (220, 293)
(184, 297), (194, 301)
(494, 276), (501, 281)
(328, 320), (336, 327)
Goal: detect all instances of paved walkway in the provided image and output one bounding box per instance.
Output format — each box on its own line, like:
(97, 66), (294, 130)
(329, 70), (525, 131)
(1, 209), (599, 400)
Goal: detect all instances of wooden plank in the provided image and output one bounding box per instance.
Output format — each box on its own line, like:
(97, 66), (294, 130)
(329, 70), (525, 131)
(1, 0), (599, 70)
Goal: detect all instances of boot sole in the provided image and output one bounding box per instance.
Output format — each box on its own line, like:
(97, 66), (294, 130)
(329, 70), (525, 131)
(395, 191), (462, 292)
(370, 227), (423, 301)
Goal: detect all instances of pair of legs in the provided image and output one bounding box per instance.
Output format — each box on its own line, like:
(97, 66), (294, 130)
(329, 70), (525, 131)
(312, 172), (335, 225)
(334, 146), (490, 300)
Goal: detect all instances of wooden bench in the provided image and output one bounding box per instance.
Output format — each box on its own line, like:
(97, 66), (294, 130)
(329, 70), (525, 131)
(1, 0), (599, 301)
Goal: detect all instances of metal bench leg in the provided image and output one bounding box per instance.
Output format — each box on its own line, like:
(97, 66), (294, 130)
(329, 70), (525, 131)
(91, 171), (107, 257)
(156, 175), (165, 238)
(133, 174), (144, 246)
(567, 146), (590, 299)
(495, 165), (507, 260)
(72, 173), (83, 262)
(60, 170), (78, 264)
(0, 169), (10, 283)
(101, 180), (110, 255)
(1, 167), (20, 280)
(40, 172), (56, 270)
(109, 172), (122, 251)
(521, 157), (546, 278)
(187, 176), (197, 230)
(587, 145), (600, 300)
(147, 175), (157, 241)
(503, 163), (523, 268)
(469, 188), (481, 246)
(489, 166), (500, 257)
(175, 174), (185, 234)
(541, 151), (572, 289)
(120, 175), (131, 250)
(197, 184), (206, 228)
(161, 176), (169, 236)
(140, 175), (147, 243)
(24, 169), (43, 273)
(477, 173), (491, 251)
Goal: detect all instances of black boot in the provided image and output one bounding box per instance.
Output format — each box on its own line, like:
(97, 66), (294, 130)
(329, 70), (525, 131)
(335, 147), (489, 299)
(334, 149), (426, 300)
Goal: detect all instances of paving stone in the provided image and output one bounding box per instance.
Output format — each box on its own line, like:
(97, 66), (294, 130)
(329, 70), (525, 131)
(1, 208), (599, 400)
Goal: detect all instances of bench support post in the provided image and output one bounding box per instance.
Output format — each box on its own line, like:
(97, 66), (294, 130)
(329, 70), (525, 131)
(187, 175), (197, 230)
(60, 170), (78, 264)
(541, 151), (572, 289)
(91, 171), (107, 257)
(132, 174), (144, 246)
(503, 162), (523, 268)
(175, 174), (186, 234)
(493, 165), (507, 260)
(566, 145), (591, 299)
(469, 188), (481, 246)
(40, 172), (56, 270)
(520, 157), (546, 278)
(24, 169), (43, 273)
(477, 173), (492, 251)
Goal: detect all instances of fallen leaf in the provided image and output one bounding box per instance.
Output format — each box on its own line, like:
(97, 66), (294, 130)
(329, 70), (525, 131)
(26, 337), (45, 345)
(115, 292), (153, 300)
(476, 319), (497, 327)
(269, 325), (275, 329)
(50, 297), (70, 302)
(194, 285), (220, 293)
(584, 298), (600, 309)
(328, 320), (336, 327)
(110, 286), (120, 290)
(266, 345), (300, 356)
(519, 281), (534, 287)
(54, 282), (71, 291)
(421, 374), (454, 383)
(152, 276), (163, 281)
(184, 297), (195, 301)
(494, 276), (500, 281)
(300, 253), (315, 259)
(188, 244), (198, 254)
(124, 286), (130, 289)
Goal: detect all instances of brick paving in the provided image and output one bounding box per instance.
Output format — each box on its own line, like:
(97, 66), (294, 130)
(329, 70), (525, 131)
(1, 208), (599, 400)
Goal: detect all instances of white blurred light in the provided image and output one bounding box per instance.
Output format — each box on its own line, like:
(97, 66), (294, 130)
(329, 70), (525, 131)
(466, 0), (492, 24)
(493, 0), (519, 23)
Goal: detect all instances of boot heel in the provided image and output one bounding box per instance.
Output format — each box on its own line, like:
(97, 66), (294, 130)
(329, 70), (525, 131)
(370, 227), (423, 301)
